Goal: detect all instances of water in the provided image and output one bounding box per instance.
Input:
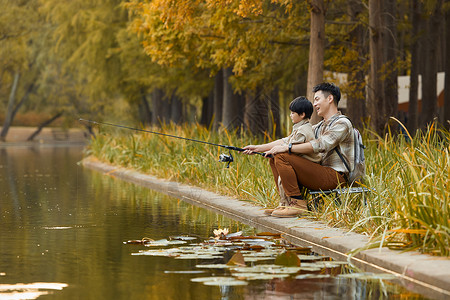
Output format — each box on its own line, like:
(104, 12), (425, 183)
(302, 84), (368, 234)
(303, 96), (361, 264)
(0, 146), (429, 299)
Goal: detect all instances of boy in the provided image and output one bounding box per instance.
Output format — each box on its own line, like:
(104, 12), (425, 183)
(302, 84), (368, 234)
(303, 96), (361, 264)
(243, 96), (320, 217)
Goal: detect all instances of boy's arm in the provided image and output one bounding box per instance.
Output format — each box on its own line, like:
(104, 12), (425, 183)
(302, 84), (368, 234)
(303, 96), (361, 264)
(265, 141), (314, 156)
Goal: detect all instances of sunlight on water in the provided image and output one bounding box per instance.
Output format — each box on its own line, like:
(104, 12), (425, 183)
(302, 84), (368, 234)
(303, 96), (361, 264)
(0, 282), (68, 300)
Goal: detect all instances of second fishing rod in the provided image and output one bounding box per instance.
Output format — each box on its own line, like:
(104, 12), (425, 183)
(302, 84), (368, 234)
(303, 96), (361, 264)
(79, 118), (271, 167)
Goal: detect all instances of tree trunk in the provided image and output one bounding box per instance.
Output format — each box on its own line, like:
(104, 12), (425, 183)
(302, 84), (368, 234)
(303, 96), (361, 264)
(269, 87), (281, 138)
(407, 0), (421, 133)
(306, 0), (326, 125)
(0, 72), (20, 142)
(222, 68), (242, 130)
(346, 0), (366, 130)
(368, 0), (386, 134)
(151, 88), (165, 125)
(384, 0), (398, 129)
(444, 7), (450, 129)
(244, 88), (269, 135)
(170, 94), (183, 123)
(213, 70), (224, 130)
(200, 93), (213, 127)
(27, 111), (64, 141)
(421, 0), (443, 127)
(138, 91), (152, 126)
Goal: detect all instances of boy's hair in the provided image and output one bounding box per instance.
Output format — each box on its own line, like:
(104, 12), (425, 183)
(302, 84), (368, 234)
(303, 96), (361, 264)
(289, 96), (313, 119)
(313, 82), (341, 105)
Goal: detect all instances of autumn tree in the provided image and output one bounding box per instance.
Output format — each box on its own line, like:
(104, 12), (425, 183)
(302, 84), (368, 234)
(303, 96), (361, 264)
(0, 0), (41, 141)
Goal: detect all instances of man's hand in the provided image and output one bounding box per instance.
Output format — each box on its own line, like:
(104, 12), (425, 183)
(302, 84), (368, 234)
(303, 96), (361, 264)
(265, 145), (288, 156)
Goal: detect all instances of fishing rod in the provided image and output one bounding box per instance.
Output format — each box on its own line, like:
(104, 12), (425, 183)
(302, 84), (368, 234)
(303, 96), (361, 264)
(78, 118), (270, 167)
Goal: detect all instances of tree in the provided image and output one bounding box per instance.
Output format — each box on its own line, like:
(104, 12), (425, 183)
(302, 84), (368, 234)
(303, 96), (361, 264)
(445, 5), (450, 129)
(306, 0), (326, 124)
(420, 0), (444, 127)
(368, 0), (386, 134)
(407, 0), (421, 133)
(384, 0), (398, 127)
(125, 0), (310, 132)
(0, 0), (41, 141)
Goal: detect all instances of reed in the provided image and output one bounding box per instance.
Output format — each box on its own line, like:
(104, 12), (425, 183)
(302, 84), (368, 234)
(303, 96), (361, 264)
(86, 121), (449, 256)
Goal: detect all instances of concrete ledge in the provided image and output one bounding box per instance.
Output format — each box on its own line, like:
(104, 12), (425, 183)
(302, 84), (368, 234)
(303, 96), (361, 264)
(82, 157), (450, 299)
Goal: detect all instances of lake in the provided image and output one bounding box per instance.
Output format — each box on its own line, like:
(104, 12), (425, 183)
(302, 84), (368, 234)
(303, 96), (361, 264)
(0, 145), (428, 299)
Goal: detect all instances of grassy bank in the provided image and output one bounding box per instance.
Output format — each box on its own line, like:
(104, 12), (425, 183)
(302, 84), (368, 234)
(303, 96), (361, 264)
(86, 122), (449, 256)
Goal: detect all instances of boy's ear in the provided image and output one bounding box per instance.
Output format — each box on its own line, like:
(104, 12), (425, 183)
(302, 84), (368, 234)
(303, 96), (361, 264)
(300, 112), (306, 119)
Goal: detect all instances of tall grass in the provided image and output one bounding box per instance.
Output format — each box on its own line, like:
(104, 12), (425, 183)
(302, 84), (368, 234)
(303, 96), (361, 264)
(86, 121), (449, 256)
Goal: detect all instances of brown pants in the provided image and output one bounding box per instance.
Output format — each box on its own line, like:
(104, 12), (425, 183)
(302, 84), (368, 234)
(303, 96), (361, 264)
(269, 153), (346, 197)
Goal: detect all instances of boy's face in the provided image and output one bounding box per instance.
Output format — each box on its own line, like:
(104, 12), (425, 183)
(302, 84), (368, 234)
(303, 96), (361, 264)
(290, 111), (305, 124)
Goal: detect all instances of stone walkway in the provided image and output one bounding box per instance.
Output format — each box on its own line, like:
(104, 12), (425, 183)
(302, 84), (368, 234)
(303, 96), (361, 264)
(82, 157), (450, 300)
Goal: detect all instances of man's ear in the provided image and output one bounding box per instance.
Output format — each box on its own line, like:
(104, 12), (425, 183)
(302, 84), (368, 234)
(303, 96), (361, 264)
(327, 94), (334, 104)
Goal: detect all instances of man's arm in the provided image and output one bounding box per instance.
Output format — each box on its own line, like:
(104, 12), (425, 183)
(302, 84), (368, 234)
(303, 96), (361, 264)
(265, 141), (314, 156)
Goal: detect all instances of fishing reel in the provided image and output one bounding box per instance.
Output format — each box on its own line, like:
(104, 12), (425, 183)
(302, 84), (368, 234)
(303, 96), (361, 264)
(219, 151), (234, 168)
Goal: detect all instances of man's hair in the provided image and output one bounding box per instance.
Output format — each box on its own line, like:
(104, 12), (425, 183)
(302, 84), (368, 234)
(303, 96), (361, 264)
(313, 82), (341, 105)
(289, 96), (313, 119)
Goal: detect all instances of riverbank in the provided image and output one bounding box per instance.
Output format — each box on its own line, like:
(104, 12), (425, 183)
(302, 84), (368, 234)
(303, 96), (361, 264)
(82, 156), (450, 300)
(0, 126), (88, 146)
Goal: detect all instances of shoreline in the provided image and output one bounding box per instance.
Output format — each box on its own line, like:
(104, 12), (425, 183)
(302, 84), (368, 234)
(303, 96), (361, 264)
(82, 156), (450, 299)
(0, 126), (88, 145)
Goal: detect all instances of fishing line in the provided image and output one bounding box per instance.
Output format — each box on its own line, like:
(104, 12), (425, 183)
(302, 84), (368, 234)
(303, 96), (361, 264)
(78, 118), (270, 167)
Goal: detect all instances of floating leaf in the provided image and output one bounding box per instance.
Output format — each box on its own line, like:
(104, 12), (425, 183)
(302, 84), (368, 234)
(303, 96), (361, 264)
(226, 251), (246, 266)
(295, 274), (331, 279)
(256, 232), (282, 238)
(195, 264), (233, 269)
(285, 246), (312, 254)
(297, 255), (328, 261)
(274, 250), (301, 267)
(191, 277), (248, 286)
(143, 239), (187, 247)
(243, 256), (273, 262)
(170, 236), (198, 241)
(164, 270), (205, 274)
(233, 273), (290, 280)
(338, 272), (397, 280)
(175, 254), (220, 260)
(226, 231), (243, 238)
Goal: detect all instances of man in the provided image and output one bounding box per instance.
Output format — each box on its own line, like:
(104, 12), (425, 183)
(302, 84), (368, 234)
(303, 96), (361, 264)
(247, 82), (354, 218)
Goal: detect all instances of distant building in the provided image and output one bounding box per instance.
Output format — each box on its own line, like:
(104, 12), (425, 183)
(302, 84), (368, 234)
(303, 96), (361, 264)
(325, 71), (445, 114)
(398, 72), (445, 113)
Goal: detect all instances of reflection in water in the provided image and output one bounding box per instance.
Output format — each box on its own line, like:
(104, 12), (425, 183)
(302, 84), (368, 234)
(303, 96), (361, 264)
(0, 146), (428, 299)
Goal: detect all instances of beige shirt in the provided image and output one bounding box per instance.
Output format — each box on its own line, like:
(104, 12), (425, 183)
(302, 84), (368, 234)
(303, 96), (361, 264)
(310, 112), (354, 174)
(282, 119), (321, 163)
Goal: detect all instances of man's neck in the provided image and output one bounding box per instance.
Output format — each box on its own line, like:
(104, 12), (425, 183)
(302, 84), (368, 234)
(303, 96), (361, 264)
(323, 108), (339, 121)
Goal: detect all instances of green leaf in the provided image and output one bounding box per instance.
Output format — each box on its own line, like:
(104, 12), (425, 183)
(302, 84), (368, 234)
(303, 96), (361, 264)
(274, 250), (300, 267)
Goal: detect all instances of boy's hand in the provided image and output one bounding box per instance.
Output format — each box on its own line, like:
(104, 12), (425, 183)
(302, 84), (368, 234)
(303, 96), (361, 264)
(243, 145), (258, 155)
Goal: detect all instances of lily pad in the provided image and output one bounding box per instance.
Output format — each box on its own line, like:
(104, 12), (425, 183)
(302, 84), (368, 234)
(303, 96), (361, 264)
(191, 276), (248, 286)
(226, 251), (246, 266)
(164, 270), (205, 274)
(170, 236), (197, 241)
(338, 272), (397, 280)
(195, 264), (233, 269)
(144, 239), (187, 247)
(295, 274), (331, 279)
(174, 254), (220, 260)
(297, 255), (328, 261)
(233, 273), (290, 280)
(274, 251), (301, 267)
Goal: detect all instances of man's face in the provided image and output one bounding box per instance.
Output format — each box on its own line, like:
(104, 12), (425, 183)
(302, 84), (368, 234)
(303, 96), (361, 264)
(313, 91), (330, 117)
